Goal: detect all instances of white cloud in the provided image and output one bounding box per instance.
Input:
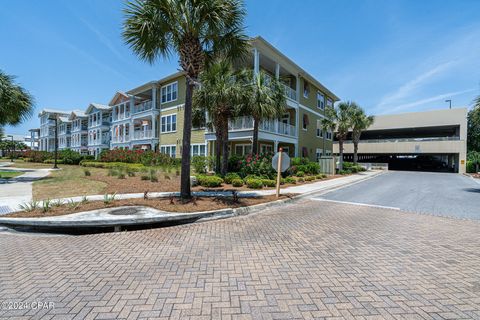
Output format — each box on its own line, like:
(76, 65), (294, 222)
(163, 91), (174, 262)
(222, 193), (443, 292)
(378, 88), (477, 114)
(376, 60), (458, 110)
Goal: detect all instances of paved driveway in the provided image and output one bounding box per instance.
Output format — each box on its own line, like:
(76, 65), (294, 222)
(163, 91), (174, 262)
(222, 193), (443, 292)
(315, 171), (480, 220)
(1, 200), (480, 319)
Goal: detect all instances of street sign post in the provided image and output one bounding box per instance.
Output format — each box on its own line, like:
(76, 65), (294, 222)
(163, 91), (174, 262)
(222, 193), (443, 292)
(272, 149), (290, 198)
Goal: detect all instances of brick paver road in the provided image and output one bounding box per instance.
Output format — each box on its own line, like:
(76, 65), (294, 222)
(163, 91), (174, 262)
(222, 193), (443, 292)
(1, 200), (480, 319)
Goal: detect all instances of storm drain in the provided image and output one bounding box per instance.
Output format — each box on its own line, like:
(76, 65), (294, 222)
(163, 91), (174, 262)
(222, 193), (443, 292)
(108, 207), (140, 216)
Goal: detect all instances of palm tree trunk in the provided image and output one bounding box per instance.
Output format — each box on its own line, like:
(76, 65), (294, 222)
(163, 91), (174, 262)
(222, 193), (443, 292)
(221, 118), (229, 175)
(353, 142), (358, 164)
(214, 131), (222, 174)
(252, 117), (259, 154)
(180, 82), (194, 199)
(338, 139), (344, 171)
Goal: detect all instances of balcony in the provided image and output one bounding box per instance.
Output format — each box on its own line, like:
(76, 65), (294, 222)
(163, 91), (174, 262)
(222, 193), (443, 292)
(113, 112), (130, 121)
(112, 135), (131, 143)
(132, 130), (153, 140)
(282, 84), (297, 101)
(225, 116), (297, 137)
(72, 125), (88, 132)
(133, 100), (153, 114)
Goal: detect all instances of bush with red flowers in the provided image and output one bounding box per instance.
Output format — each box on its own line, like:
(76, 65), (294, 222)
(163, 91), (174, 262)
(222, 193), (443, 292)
(238, 152), (276, 179)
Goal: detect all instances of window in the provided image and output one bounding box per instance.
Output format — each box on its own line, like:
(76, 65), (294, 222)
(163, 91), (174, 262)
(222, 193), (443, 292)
(191, 144), (207, 156)
(325, 149), (332, 156)
(260, 144), (273, 154)
(316, 92), (325, 110)
(234, 144), (252, 156)
(316, 120), (322, 137)
(327, 98), (333, 108)
(161, 82), (178, 103)
(302, 114), (309, 130)
(161, 114), (177, 133)
(326, 131), (332, 140)
(160, 145), (176, 158)
(316, 148), (323, 162)
(303, 81), (310, 98)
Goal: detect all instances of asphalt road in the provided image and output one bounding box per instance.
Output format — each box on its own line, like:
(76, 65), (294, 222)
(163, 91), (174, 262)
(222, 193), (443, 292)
(315, 171), (480, 219)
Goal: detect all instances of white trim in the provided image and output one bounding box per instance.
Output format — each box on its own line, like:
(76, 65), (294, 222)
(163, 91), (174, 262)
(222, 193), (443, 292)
(161, 104), (184, 112)
(160, 114), (177, 133)
(160, 144), (177, 158)
(298, 104), (326, 119)
(160, 81), (178, 104)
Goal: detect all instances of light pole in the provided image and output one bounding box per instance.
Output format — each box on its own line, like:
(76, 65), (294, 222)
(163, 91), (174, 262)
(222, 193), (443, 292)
(7, 135), (14, 162)
(445, 99), (452, 109)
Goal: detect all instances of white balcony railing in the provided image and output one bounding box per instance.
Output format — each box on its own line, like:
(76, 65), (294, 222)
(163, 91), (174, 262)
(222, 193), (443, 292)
(112, 135), (131, 143)
(132, 130), (153, 140)
(282, 84), (297, 101)
(113, 112), (130, 121)
(133, 100), (153, 114)
(223, 116), (297, 137)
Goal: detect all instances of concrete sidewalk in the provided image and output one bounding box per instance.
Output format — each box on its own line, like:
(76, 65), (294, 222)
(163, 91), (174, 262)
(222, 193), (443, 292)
(0, 167), (53, 214)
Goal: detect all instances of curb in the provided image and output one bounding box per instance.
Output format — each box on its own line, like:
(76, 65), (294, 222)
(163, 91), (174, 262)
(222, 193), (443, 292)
(0, 171), (383, 231)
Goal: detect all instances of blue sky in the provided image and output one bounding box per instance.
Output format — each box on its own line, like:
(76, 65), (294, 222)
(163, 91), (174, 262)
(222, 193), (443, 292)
(2, 0), (480, 135)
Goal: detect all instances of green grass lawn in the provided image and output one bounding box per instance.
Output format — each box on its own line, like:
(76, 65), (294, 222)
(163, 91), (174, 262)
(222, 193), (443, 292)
(0, 170), (23, 179)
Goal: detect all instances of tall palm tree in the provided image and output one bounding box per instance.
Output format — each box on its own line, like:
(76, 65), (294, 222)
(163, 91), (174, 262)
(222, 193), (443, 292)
(239, 70), (286, 154)
(0, 70), (34, 128)
(193, 59), (243, 175)
(350, 106), (374, 164)
(322, 101), (356, 170)
(123, 0), (248, 199)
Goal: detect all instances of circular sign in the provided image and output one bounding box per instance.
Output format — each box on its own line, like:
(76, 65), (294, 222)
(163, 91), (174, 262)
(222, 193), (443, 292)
(272, 152), (290, 172)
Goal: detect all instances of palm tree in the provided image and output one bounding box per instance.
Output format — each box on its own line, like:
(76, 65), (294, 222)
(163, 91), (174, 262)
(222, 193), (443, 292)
(193, 59), (243, 175)
(0, 70), (34, 128)
(322, 101), (356, 171)
(122, 0), (248, 199)
(350, 106), (374, 164)
(239, 70), (286, 154)
(468, 151), (480, 173)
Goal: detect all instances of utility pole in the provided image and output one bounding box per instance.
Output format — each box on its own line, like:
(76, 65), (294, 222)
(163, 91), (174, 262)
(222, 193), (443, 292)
(445, 99), (452, 109)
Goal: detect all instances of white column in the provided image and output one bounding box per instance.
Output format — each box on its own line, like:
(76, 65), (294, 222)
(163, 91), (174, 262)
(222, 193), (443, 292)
(123, 124), (126, 141)
(130, 95), (135, 113)
(152, 86), (157, 109)
(253, 48), (260, 75)
(274, 140), (279, 152)
(296, 75), (300, 103)
(275, 63), (280, 79)
(152, 115), (156, 138)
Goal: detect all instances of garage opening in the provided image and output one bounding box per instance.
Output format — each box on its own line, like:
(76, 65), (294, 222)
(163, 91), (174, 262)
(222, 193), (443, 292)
(343, 153), (458, 173)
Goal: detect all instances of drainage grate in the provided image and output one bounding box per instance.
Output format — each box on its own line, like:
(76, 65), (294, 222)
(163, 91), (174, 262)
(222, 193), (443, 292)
(0, 206), (12, 215)
(108, 207), (139, 216)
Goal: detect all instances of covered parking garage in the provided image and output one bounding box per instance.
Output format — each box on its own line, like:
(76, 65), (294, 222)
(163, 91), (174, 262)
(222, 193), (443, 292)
(334, 108), (468, 173)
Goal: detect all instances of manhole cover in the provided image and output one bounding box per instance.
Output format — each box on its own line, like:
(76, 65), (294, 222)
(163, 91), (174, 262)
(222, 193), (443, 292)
(108, 207), (139, 216)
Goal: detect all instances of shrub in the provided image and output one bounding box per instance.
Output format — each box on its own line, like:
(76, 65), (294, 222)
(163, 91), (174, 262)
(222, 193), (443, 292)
(296, 171), (305, 177)
(228, 154), (244, 172)
(196, 175), (223, 187)
(19, 200), (39, 212)
(150, 176), (158, 182)
(238, 153), (275, 179)
(245, 178), (263, 189)
(291, 157), (310, 166)
(141, 175), (149, 180)
(297, 177), (305, 182)
(466, 160), (476, 173)
(127, 169), (135, 177)
(118, 173), (126, 179)
(338, 169), (351, 175)
(42, 199), (52, 213)
(99, 149), (180, 166)
(304, 176), (315, 181)
(43, 159), (65, 164)
(315, 174), (326, 179)
(103, 193), (116, 204)
(81, 161), (145, 171)
(60, 149), (83, 165)
(23, 150), (51, 163)
(224, 172), (241, 184)
(231, 178), (243, 187)
(261, 179), (276, 187)
(284, 177), (296, 184)
(192, 156), (208, 174)
(243, 174), (262, 181)
(83, 169), (91, 176)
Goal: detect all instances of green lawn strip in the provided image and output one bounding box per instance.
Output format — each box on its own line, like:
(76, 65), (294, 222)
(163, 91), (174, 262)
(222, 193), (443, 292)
(0, 170), (24, 179)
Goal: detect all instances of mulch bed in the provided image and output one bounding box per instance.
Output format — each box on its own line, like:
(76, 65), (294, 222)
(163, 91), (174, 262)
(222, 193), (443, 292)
(5, 194), (296, 218)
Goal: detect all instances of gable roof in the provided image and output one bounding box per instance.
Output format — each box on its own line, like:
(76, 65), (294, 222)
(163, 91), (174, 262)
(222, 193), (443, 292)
(38, 108), (71, 117)
(85, 103), (111, 114)
(68, 110), (87, 120)
(108, 91), (129, 106)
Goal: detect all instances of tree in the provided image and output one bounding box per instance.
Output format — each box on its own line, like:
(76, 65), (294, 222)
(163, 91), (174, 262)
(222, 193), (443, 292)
(239, 70), (286, 154)
(468, 151), (480, 173)
(322, 101), (356, 171)
(350, 105), (374, 164)
(193, 59), (243, 175)
(123, 0), (248, 199)
(0, 70), (34, 134)
(467, 101), (480, 153)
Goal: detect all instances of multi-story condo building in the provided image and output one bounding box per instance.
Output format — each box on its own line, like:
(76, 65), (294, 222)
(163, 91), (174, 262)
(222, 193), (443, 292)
(110, 86), (160, 151)
(28, 128), (40, 150)
(34, 36), (339, 162)
(58, 116), (72, 150)
(38, 109), (71, 152)
(85, 103), (112, 157)
(69, 110), (89, 155)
